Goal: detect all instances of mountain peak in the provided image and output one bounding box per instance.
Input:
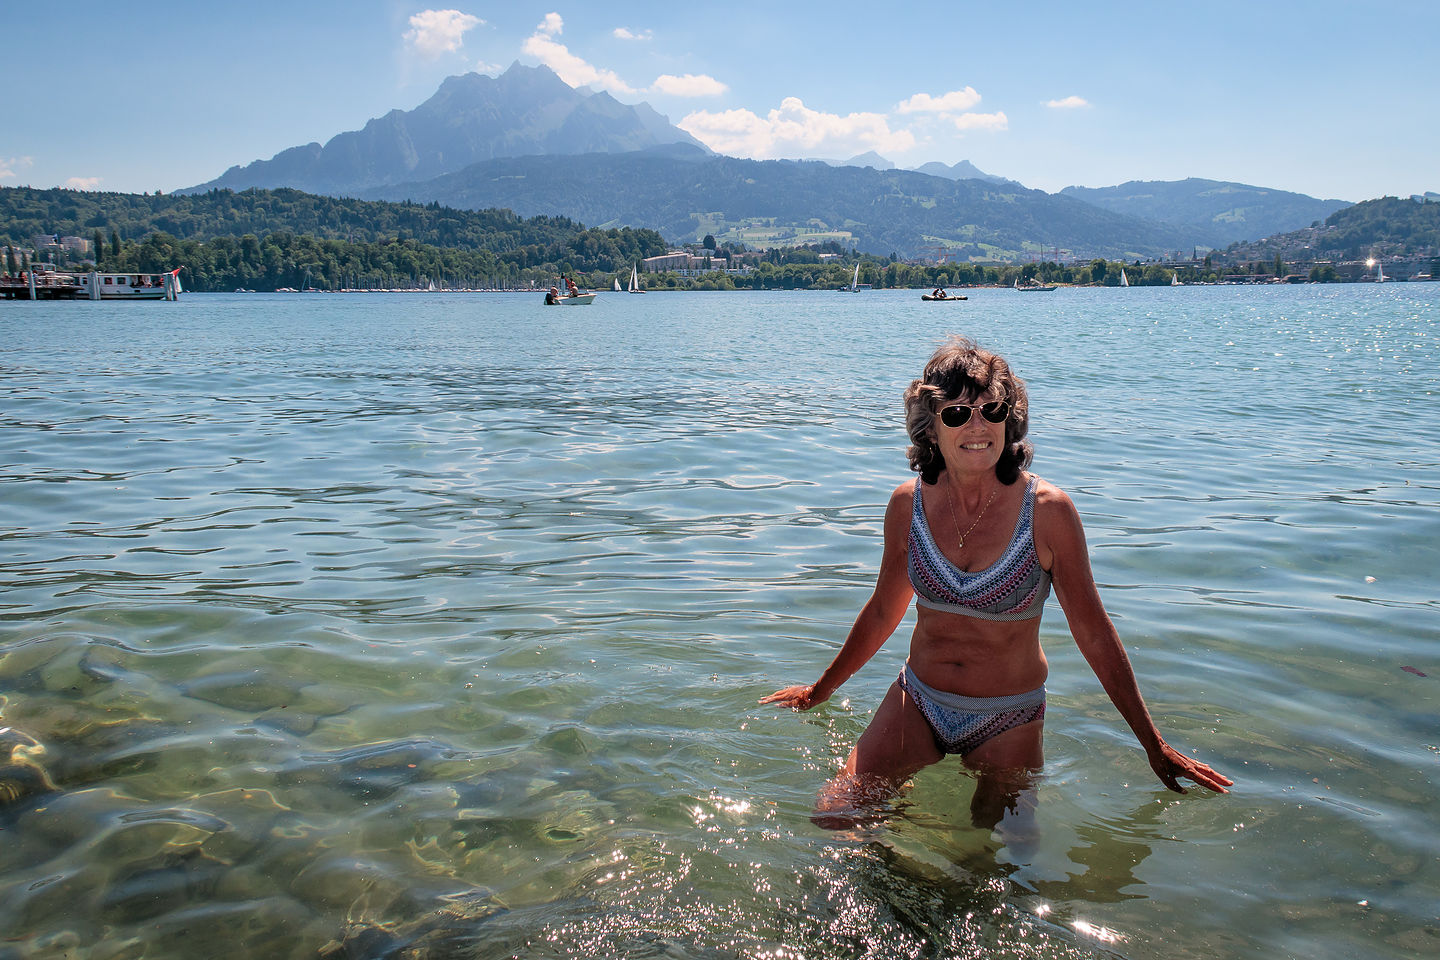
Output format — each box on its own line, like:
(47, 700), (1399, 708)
(183, 64), (702, 195)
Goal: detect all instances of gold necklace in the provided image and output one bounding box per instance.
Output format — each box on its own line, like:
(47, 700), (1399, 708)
(946, 482), (997, 549)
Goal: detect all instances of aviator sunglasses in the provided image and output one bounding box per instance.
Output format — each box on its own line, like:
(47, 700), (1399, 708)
(938, 399), (1009, 428)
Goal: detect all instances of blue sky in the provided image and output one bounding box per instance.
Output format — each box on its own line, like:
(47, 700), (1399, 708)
(3, 1), (1432, 202)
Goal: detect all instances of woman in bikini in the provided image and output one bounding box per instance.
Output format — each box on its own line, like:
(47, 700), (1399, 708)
(762, 337), (1231, 825)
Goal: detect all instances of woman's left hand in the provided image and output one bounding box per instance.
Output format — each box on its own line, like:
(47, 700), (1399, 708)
(1149, 741), (1233, 794)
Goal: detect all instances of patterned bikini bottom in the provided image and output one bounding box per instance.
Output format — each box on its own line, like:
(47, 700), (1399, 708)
(898, 663), (1046, 756)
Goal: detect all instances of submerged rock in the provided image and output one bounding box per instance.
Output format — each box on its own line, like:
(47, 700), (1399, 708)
(0, 727), (57, 810)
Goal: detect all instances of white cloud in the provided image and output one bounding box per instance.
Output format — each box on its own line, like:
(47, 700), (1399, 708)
(473, 60), (502, 75)
(679, 97), (916, 160)
(651, 73), (728, 97)
(1045, 95), (1090, 109)
(65, 176), (103, 190)
(405, 9), (483, 59)
(953, 111), (1008, 132)
(613, 27), (652, 41)
(0, 156), (34, 180)
(896, 87), (981, 114)
(523, 18), (635, 94)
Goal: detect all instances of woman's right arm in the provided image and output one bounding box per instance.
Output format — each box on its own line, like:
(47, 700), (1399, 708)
(761, 482), (916, 710)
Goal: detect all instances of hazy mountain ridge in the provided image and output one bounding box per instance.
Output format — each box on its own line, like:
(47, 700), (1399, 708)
(910, 159), (1018, 187)
(1059, 178), (1350, 248)
(183, 63), (707, 196)
(361, 149), (1193, 260)
(811, 154), (1016, 187)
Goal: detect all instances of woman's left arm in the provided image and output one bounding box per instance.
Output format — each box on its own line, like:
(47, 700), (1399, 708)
(1036, 483), (1232, 794)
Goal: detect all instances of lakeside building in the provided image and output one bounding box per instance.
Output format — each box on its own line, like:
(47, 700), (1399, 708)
(642, 251), (752, 277)
(29, 235), (91, 257)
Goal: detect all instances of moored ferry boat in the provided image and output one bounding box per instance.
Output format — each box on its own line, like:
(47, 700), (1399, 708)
(0, 269), (182, 301)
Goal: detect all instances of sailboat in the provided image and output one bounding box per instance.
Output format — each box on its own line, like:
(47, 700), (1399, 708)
(1120, 269), (1130, 287)
(613, 276), (622, 292)
(850, 263), (860, 292)
(1375, 261), (1386, 283)
(1171, 271), (1182, 286)
(628, 263), (645, 294)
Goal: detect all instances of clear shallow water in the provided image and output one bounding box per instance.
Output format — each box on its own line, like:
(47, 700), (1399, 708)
(1, 286), (1436, 959)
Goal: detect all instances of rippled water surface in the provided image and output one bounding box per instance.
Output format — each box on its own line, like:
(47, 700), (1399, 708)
(2, 287), (1437, 959)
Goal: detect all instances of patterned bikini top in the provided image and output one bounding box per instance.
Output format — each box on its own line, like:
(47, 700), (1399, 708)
(907, 476), (1051, 621)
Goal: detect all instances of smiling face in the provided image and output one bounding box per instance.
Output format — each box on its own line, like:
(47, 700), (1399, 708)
(904, 337), (1033, 486)
(933, 387), (1009, 473)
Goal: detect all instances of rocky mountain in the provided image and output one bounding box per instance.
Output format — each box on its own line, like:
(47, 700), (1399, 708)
(183, 62), (708, 196)
(1059, 178), (1349, 248)
(360, 146), (1193, 260)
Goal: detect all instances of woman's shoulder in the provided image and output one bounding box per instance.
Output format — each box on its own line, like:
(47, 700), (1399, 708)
(886, 477), (919, 508)
(1022, 473), (1080, 518)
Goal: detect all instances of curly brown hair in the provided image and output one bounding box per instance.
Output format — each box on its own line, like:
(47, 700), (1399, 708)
(903, 337), (1033, 485)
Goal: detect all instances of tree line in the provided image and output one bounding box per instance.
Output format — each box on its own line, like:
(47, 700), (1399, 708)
(90, 228), (672, 292)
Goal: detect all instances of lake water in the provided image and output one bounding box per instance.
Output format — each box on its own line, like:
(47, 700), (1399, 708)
(1, 286), (1437, 960)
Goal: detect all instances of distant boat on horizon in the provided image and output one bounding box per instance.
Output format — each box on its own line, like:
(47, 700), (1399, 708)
(1172, 271), (1182, 286)
(629, 263), (645, 293)
(1120, 269), (1130, 287)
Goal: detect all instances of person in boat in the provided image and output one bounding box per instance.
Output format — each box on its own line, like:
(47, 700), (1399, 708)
(762, 337), (1231, 828)
(564, 276), (580, 298)
(545, 286), (560, 305)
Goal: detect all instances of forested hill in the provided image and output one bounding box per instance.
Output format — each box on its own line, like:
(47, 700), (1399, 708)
(0, 185), (667, 256)
(361, 148), (1194, 260)
(1059, 178), (1349, 248)
(1220, 196), (1440, 262)
(0, 185), (672, 292)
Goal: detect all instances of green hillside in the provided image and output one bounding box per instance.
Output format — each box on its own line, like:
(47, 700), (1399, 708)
(0, 186), (668, 292)
(1220, 196), (1440, 263)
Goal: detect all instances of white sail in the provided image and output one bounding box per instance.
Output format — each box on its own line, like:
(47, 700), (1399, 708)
(613, 276), (622, 291)
(1120, 269), (1129, 287)
(629, 264), (639, 293)
(851, 263), (860, 292)
(1172, 271), (1181, 286)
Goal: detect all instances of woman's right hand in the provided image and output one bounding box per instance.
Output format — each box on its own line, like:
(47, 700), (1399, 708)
(760, 684), (828, 711)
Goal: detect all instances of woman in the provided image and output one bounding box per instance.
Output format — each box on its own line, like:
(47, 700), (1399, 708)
(763, 338), (1230, 825)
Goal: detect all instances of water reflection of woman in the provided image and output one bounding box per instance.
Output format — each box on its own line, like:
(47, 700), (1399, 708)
(763, 337), (1231, 828)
